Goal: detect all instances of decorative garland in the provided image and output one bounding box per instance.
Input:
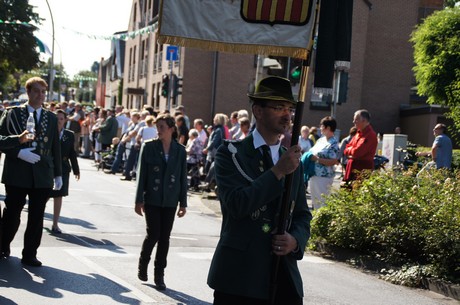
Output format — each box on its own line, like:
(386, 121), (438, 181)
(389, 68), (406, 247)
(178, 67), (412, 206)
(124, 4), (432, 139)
(0, 19), (158, 41)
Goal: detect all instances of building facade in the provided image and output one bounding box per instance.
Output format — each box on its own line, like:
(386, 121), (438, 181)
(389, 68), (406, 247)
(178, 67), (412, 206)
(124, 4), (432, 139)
(107, 0), (446, 145)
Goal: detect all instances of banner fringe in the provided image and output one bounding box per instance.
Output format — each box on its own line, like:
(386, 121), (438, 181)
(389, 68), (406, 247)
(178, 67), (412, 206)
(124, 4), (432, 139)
(158, 35), (308, 59)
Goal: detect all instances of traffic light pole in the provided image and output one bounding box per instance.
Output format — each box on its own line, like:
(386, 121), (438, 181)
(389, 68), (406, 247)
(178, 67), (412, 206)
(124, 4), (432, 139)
(167, 63), (173, 112)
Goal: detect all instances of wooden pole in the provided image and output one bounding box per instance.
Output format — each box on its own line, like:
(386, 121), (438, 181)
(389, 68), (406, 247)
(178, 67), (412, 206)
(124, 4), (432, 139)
(269, 1), (320, 303)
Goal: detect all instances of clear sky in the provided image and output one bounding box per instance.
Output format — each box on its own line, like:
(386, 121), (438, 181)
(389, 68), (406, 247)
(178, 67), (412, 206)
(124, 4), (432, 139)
(29, 0), (132, 78)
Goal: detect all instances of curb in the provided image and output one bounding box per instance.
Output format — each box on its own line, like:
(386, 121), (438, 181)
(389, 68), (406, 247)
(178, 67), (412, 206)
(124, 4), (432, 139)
(312, 242), (460, 301)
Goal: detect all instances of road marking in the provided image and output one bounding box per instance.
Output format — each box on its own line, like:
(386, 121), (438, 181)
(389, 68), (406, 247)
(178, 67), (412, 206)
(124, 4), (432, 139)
(301, 255), (334, 264)
(66, 249), (156, 303)
(177, 252), (214, 260)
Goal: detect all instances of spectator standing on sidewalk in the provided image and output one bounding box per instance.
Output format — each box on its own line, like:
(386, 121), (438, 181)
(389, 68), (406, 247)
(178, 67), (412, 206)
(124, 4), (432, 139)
(120, 110), (149, 181)
(416, 123), (452, 169)
(48, 109), (80, 234)
(343, 109), (378, 183)
(96, 109), (118, 151)
(338, 126), (357, 176)
(67, 102), (85, 154)
(135, 114), (187, 291)
(308, 116), (340, 210)
(207, 76), (311, 305)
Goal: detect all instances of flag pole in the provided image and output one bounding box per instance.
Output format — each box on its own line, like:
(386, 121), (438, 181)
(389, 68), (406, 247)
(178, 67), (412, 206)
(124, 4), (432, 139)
(269, 1), (321, 304)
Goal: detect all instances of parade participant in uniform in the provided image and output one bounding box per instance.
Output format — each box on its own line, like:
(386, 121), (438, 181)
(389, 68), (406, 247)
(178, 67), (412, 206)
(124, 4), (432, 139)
(0, 77), (62, 266)
(207, 76), (311, 305)
(48, 109), (80, 234)
(134, 114), (187, 290)
(0, 130), (35, 257)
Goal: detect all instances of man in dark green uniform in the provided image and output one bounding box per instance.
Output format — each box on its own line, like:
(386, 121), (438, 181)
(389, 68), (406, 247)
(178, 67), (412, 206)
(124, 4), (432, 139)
(208, 76), (312, 304)
(0, 77), (62, 267)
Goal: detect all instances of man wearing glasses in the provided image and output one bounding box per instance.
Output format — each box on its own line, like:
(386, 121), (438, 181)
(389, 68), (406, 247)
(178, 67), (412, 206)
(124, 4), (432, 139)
(343, 109), (378, 183)
(416, 123), (452, 169)
(207, 76), (311, 305)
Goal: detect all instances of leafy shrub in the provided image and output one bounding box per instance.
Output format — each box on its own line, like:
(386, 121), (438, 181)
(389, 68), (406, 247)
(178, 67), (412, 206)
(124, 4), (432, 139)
(310, 168), (460, 283)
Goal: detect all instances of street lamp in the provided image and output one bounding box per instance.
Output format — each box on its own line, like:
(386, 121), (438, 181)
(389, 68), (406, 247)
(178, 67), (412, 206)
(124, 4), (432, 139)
(44, 0), (54, 102)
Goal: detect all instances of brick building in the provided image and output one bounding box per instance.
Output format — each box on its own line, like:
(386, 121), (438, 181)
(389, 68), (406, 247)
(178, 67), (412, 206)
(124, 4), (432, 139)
(103, 0), (446, 145)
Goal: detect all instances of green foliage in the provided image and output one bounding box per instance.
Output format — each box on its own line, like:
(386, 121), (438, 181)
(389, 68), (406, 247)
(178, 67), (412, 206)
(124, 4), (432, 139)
(411, 7), (460, 128)
(311, 169), (460, 283)
(445, 0), (459, 8)
(0, 0), (41, 94)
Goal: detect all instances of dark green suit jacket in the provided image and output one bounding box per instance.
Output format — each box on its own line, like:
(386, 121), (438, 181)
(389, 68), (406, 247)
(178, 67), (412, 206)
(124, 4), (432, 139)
(0, 104), (62, 188)
(207, 134), (312, 300)
(135, 139), (187, 208)
(60, 129), (80, 175)
(0, 135), (21, 150)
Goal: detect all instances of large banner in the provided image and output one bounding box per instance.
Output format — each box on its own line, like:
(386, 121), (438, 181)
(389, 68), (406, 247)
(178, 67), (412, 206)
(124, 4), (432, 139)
(158, 0), (316, 59)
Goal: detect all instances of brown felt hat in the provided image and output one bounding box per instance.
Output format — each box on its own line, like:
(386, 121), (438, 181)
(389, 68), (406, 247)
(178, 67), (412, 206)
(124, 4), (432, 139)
(247, 76), (295, 104)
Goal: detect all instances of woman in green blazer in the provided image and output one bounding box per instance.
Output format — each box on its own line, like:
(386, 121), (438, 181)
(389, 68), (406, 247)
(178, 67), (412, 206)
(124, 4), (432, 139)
(134, 114), (187, 291)
(48, 110), (80, 234)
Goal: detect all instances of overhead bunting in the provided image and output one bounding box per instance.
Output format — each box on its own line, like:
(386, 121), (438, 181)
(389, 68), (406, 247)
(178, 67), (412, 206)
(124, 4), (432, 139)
(1, 19), (157, 41)
(62, 24), (158, 41)
(0, 19), (33, 27)
(73, 75), (98, 81)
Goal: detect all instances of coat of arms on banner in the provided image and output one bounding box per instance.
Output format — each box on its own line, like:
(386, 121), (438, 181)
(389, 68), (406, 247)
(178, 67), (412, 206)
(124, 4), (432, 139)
(240, 0), (313, 26)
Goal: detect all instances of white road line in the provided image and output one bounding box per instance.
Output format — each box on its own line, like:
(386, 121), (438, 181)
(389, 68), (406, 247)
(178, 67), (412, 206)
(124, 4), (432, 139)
(66, 249), (156, 303)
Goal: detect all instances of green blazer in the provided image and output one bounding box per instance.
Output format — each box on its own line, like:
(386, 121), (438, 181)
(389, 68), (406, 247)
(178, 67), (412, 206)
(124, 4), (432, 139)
(0, 104), (62, 188)
(135, 139), (187, 208)
(60, 129), (80, 175)
(97, 115), (118, 145)
(207, 134), (312, 300)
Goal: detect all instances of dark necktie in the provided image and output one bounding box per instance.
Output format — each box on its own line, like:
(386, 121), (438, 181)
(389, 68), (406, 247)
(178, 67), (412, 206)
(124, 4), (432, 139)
(261, 145), (274, 168)
(33, 110), (38, 126)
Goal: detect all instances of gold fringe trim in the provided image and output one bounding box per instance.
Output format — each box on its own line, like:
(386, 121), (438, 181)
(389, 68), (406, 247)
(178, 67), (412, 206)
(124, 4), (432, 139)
(158, 35), (308, 59)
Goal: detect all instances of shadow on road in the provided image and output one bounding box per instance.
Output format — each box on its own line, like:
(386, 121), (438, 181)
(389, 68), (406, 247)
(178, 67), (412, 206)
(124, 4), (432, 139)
(0, 257), (139, 304)
(143, 284), (212, 305)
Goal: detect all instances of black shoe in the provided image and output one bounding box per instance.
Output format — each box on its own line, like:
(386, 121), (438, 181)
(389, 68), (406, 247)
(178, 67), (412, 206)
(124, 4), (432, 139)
(138, 258), (149, 282)
(120, 177), (132, 181)
(21, 257), (42, 267)
(154, 277), (166, 290)
(51, 226), (62, 234)
(154, 269), (166, 290)
(104, 170), (115, 174)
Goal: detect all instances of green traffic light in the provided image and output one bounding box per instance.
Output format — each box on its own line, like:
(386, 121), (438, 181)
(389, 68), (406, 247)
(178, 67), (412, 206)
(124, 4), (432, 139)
(291, 67), (301, 80)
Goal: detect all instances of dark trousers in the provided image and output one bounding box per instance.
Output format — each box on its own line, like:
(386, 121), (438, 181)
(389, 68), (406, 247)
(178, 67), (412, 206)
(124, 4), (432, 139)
(140, 205), (177, 271)
(124, 146), (139, 178)
(213, 259), (302, 305)
(111, 142), (126, 173)
(1, 185), (51, 259)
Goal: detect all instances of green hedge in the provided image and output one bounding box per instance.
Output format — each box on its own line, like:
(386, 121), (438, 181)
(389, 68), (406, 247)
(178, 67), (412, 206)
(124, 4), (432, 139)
(310, 168), (460, 284)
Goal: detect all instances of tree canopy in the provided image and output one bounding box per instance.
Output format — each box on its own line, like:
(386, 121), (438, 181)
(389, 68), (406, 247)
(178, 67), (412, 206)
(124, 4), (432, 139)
(411, 6), (460, 128)
(0, 0), (41, 97)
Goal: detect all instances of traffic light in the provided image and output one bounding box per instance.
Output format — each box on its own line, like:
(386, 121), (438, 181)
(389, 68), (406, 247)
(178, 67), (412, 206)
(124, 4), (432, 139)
(289, 58), (302, 84)
(172, 74), (183, 98)
(161, 74), (169, 98)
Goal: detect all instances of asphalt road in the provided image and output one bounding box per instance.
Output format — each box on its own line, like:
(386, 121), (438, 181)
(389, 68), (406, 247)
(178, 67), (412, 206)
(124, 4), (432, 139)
(0, 157), (458, 305)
